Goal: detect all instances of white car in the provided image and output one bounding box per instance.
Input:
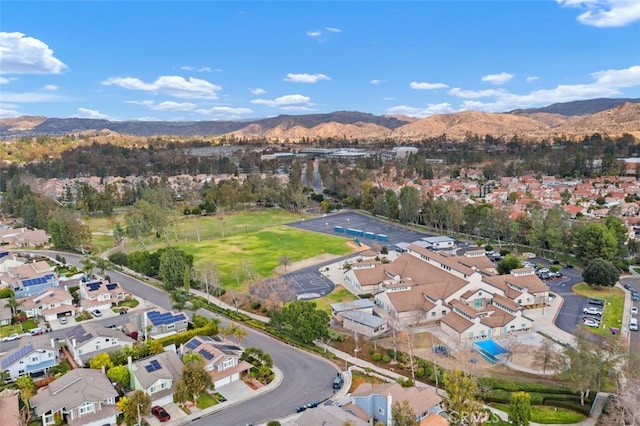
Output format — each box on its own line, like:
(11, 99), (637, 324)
(584, 318), (599, 327)
(2, 333), (20, 342)
(583, 306), (603, 316)
(59, 316), (68, 324)
(92, 310), (102, 317)
(632, 307), (638, 316)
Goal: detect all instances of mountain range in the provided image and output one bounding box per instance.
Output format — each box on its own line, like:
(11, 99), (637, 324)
(1, 98), (639, 142)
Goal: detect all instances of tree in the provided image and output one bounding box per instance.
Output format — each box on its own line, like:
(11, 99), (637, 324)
(107, 365), (130, 389)
(158, 247), (193, 290)
(4, 294), (21, 318)
(195, 260), (220, 300)
(399, 186), (421, 225)
(497, 254), (522, 275)
(442, 369), (484, 426)
(180, 357), (213, 402)
(89, 352), (113, 370)
(170, 290), (189, 311)
(533, 339), (562, 374)
(220, 323), (247, 343)
(269, 301), (329, 344)
(391, 399), (419, 426)
(119, 390), (151, 426)
(16, 375), (35, 425)
(241, 347), (273, 368)
(582, 258), (619, 289)
(574, 222), (618, 262)
(563, 329), (598, 405)
(508, 391), (531, 426)
(47, 209), (91, 251)
(278, 254), (291, 272)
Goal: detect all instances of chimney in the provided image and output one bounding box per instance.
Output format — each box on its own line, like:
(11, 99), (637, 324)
(72, 337), (76, 348)
(387, 393), (393, 426)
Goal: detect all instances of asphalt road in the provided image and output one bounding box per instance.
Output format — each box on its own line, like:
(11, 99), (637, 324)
(13, 250), (339, 425)
(619, 276), (640, 352)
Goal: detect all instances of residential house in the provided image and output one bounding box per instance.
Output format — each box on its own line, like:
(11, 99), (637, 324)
(421, 412), (450, 426)
(291, 403), (369, 425)
(0, 228), (49, 248)
(18, 287), (74, 321)
(180, 336), (252, 388)
(1, 261), (58, 299)
(420, 236), (456, 250)
(79, 280), (127, 313)
(64, 323), (134, 366)
(0, 336), (60, 381)
(30, 368), (119, 426)
(128, 350), (184, 405)
(349, 382), (443, 424)
(130, 310), (188, 339)
(0, 389), (21, 426)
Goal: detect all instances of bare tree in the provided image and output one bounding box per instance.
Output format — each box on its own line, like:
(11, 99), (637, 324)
(278, 254), (292, 272)
(498, 333), (524, 364)
(399, 328), (417, 382)
(533, 339), (562, 374)
(195, 261), (220, 301)
(242, 260), (257, 283)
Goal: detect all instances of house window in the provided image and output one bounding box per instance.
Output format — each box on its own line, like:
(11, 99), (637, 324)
(44, 413), (55, 425)
(161, 382), (168, 389)
(473, 299), (483, 309)
(441, 310), (446, 315)
(468, 331), (473, 338)
(377, 407), (385, 415)
(431, 311), (436, 317)
(31, 356), (39, 362)
(223, 358), (234, 370)
(150, 385), (157, 394)
(78, 402), (94, 415)
(167, 324), (175, 330)
(517, 299), (522, 305)
(95, 343), (101, 351)
(521, 323), (526, 328)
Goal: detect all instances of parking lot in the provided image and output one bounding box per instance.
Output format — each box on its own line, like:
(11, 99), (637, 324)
(287, 211), (430, 247)
(263, 269), (336, 300)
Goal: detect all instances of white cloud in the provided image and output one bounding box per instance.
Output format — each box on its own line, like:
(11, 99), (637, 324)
(151, 101), (197, 111)
(0, 103), (20, 117)
(0, 32), (67, 74)
(180, 66), (212, 72)
(250, 94), (314, 110)
(325, 27), (342, 32)
(306, 27), (341, 42)
(43, 84), (58, 91)
(77, 108), (110, 119)
(250, 88), (266, 95)
(306, 30), (322, 37)
(386, 103), (454, 117)
(102, 75), (222, 99)
(481, 72), (514, 85)
(526, 76), (540, 83)
(0, 77), (9, 84)
(410, 81), (449, 90)
(284, 73), (330, 83)
(557, 0), (640, 27)
(449, 88), (506, 99)
(0, 91), (68, 102)
(451, 65), (640, 112)
(370, 79), (385, 85)
(194, 106), (253, 118)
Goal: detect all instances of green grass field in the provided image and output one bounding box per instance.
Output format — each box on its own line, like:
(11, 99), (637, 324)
(179, 225), (353, 288)
(490, 403), (586, 424)
(572, 282), (625, 336)
(313, 285), (360, 313)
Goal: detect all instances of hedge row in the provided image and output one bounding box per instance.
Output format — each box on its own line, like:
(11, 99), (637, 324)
(479, 377), (575, 395)
(156, 324), (218, 347)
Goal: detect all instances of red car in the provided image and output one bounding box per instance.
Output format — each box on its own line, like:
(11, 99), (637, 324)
(151, 406), (170, 422)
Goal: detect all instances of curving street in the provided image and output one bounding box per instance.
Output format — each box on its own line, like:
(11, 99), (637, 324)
(26, 251), (340, 425)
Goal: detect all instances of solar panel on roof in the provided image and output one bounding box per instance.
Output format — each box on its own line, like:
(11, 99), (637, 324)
(1, 344), (34, 369)
(144, 359), (162, 372)
(106, 283), (117, 290)
(185, 339), (200, 350)
(198, 348), (214, 360)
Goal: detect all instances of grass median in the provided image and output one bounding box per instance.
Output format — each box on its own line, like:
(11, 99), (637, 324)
(572, 282), (624, 336)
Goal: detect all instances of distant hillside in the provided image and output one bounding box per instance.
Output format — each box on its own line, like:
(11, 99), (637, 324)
(510, 98), (640, 116)
(1, 98), (639, 141)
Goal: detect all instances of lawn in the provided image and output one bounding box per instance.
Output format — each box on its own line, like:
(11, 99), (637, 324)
(178, 225), (353, 289)
(490, 403), (586, 424)
(348, 370), (387, 392)
(313, 285), (360, 314)
(572, 282), (625, 336)
(117, 299), (140, 308)
(196, 390), (217, 409)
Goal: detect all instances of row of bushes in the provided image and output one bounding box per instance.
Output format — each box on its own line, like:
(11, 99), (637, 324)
(156, 323), (218, 347)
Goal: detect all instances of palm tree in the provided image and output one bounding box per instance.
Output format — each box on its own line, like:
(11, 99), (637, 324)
(220, 324), (247, 343)
(170, 290), (188, 312)
(4, 294), (21, 318)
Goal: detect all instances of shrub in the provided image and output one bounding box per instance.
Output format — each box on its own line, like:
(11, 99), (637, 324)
(416, 367), (426, 377)
(250, 301), (262, 310)
(0, 287), (13, 298)
(372, 353), (382, 361)
(382, 354), (391, 363)
(108, 251), (129, 267)
(485, 244), (493, 251)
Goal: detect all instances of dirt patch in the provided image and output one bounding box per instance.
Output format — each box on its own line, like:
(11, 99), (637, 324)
(244, 378), (264, 390)
(274, 253), (345, 274)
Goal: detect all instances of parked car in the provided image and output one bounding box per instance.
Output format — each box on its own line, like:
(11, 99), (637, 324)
(588, 298), (605, 306)
(633, 293), (640, 302)
(119, 309), (127, 315)
(624, 284), (634, 291)
(631, 307), (638, 316)
(92, 310), (102, 317)
(59, 316), (68, 324)
(583, 306), (603, 316)
(332, 373), (344, 390)
(584, 318), (600, 327)
(151, 406), (170, 422)
(296, 405), (307, 413)
(29, 328), (43, 336)
(2, 333), (20, 342)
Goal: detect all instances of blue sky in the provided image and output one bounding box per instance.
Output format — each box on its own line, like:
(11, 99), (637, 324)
(1, 1), (639, 121)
